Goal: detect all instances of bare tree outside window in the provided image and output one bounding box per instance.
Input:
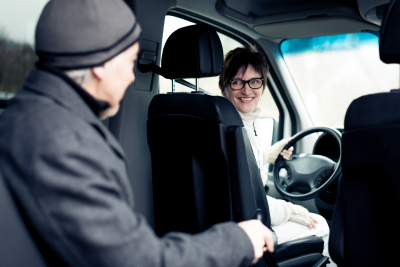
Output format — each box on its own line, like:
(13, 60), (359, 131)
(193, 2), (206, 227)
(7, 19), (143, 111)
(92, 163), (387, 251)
(0, 28), (36, 100)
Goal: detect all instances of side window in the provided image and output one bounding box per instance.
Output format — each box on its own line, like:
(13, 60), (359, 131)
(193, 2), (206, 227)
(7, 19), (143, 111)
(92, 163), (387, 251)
(0, 0), (49, 104)
(159, 15), (280, 156)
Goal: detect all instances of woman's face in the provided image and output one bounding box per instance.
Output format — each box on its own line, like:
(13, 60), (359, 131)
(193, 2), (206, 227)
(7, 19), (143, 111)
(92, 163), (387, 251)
(222, 65), (263, 113)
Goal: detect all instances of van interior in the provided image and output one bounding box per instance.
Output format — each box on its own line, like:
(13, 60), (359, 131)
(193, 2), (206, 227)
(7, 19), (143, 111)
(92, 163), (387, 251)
(0, 0), (398, 266)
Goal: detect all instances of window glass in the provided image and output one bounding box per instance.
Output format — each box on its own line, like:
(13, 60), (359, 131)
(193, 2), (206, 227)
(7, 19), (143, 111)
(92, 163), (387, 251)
(281, 32), (399, 128)
(0, 0), (49, 100)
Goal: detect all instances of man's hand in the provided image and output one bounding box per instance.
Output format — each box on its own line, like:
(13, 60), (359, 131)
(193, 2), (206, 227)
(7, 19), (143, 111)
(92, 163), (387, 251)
(238, 220), (275, 264)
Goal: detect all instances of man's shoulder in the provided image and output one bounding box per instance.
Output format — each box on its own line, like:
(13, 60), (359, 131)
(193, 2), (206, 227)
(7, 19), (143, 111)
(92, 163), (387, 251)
(0, 89), (103, 151)
(5, 89), (84, 127)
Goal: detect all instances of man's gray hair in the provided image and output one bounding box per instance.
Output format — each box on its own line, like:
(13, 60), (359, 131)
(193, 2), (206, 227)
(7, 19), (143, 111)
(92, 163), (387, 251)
(64, 69), (92, 87)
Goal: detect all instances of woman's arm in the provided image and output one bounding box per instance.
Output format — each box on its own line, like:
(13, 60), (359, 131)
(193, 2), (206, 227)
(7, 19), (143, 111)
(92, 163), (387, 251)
(267, 195), (291, 226)
(266, 138), (293, 163)
(267, 196), (317, 229)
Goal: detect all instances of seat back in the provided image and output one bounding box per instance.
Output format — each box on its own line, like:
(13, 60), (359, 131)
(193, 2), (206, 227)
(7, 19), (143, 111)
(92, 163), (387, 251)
(148, 93), (272, 236)
(330, 1), (400, 265)
(147, 24), (272, 236)
(331, 92), (400, 266)
(0, 176), (48, 267)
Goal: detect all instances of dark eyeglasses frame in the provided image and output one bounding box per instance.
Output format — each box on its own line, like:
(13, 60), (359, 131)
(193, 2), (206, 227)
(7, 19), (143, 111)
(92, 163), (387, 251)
(229, 78), (264, 90)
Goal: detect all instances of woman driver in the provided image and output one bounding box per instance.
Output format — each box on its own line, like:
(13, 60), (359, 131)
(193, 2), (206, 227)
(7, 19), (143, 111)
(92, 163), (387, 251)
(219, 46), (335, 266)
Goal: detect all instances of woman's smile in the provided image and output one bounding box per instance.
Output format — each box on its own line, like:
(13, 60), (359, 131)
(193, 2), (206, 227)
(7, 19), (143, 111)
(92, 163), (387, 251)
(238, 97), (254, 102)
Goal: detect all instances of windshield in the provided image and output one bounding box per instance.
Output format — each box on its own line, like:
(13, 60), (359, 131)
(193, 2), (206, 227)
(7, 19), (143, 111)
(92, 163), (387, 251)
(281, 32), (399, 128)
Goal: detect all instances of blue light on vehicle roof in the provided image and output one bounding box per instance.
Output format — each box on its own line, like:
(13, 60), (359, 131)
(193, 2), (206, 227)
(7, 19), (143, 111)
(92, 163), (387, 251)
(281, 32), (378, 55)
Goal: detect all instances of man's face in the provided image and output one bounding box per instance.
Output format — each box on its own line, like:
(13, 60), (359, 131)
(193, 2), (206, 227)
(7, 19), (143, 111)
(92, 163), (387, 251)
(98, 42), (140, 118)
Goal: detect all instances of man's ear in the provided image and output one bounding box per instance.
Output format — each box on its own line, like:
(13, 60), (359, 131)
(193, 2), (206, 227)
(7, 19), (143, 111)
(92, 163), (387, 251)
(91, 64), (107, 80)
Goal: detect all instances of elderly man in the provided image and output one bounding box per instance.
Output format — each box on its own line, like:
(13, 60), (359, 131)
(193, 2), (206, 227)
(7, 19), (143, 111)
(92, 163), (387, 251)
(0, 0), (274, 266)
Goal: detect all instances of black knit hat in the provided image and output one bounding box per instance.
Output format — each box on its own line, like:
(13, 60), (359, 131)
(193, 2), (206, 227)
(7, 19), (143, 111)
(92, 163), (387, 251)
(35, 0), (141, 69)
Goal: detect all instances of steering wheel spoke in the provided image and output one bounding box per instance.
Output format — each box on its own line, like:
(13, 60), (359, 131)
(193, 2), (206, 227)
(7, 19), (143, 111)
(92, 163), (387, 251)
(273, 127), (342, 200)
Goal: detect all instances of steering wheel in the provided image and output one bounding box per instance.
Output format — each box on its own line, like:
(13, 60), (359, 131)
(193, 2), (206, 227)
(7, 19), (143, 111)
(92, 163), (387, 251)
(273, 127), (342, 201)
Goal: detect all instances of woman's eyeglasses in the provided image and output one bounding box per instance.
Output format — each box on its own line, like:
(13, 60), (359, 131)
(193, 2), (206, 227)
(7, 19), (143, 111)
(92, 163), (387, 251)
(229, 78), (264, 90)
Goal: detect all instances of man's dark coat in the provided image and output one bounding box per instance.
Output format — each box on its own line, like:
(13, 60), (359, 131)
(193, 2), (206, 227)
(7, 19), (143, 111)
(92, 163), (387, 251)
(0, 69), (253, 267)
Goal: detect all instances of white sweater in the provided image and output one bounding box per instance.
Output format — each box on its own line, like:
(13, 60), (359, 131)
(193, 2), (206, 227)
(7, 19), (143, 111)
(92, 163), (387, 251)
(238, 107), (310, 226)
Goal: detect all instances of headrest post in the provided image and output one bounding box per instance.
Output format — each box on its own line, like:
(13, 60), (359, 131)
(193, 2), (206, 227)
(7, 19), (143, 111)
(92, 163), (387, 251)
(195, 78), (199, 92)
(172, 79), (175, 93)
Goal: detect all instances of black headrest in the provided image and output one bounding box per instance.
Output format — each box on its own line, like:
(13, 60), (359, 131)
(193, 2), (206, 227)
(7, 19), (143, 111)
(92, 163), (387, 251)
(161, 24), (223, 79)
(380, 0), (400, 63)
(148, 93), (244, 128)
(138, 24), (223, 79)
(345, 91), (400, 131)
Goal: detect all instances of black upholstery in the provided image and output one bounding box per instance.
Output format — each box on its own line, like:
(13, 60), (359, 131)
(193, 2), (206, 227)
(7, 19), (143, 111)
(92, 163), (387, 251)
(148, 93), (329, 265)
(161, 24), (223, 79)
(327, 178), (345, 266)
(148, 93), (327, 265)
(330, 91), (400, 266)
(148, 24), (326, 266)
(148, 93), (241, 234)
(148, 92), (243, 128)
(330, 0), (400, 265)
(380, 0), (400, 63)
(149, 93), (273, 232)
(0, 176), (48, 267)
(273, 236), (324, 262)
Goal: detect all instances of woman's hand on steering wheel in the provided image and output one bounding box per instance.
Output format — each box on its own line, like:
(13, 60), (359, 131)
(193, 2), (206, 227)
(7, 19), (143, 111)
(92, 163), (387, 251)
(280, 138), (294, 160)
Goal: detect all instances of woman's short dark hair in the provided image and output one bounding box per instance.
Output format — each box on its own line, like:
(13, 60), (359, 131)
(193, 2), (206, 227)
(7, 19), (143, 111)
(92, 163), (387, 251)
(219, 45), (269, 94)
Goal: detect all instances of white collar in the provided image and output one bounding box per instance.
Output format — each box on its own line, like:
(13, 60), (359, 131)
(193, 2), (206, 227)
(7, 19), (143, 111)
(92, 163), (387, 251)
(238, 106), (262, 123)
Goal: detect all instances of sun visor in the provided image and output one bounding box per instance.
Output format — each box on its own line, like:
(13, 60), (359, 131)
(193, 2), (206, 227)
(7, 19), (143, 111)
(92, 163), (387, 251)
(253, 17), (379, 39)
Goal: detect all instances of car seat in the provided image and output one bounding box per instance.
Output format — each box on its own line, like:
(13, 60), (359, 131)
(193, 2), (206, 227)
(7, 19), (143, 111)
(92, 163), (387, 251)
(329, 0), (400, 266)
(142, 24), (329, 267)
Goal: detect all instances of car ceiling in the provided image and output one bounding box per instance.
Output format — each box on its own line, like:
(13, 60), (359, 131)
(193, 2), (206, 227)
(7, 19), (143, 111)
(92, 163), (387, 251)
(177, 0), (391, 40)
(223, 0), (359, 17)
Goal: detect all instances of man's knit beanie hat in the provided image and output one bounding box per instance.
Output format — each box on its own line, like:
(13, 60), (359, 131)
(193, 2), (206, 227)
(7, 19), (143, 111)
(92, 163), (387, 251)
(35, 0), (141, 69)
